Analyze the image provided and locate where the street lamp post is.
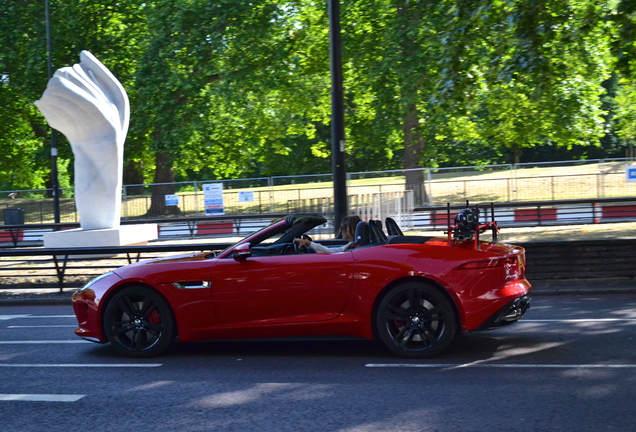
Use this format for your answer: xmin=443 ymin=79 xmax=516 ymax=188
xmin=45 ymin=0 xmax=61 ymax=224
xmin=328 ymin=0 xmax=348 ymax=234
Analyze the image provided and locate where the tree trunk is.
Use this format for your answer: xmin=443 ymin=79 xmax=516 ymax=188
xmin=512 ymin=146 xmax=521 ymax=165
xmin=123 ymin=159 xmax=145 ymax=196
xmin=626 ymin=139 xmax=634 ymax=159
xmin=146 ymin=151 xmax=180 ymax=217
xmin=403 ymin=102 xmax=428 ymax=206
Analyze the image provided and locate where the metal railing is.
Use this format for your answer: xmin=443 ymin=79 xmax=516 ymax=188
xmin=2 ymin=196 xmax=636 ymax=290
xmin=0 ymin=243 xmax=232 ymax=291
xmin=414 ymin=197 xmax=636 ymax=229
xmin=2 ymin=158 xmax=636 ymax=225
xmin=2 ymin=196 xmax=636 ymax=247
xmin=3 ymin=158 xmax=636 ymax=224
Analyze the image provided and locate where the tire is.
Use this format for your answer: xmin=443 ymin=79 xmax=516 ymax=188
xmin=103 ymin=286 xmax=176 ymax=358
xmin=375 ymin=282 xmax=457 ymax=358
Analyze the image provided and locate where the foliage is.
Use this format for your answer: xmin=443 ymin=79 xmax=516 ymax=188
xmin=615 ymin=81 xmax=636 ymax=142
xmin=1 ymin=0 xmax=635 ymax=194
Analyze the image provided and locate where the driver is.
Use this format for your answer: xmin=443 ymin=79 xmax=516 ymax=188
xmin=294 ymin=215 xmax=361 ymax=253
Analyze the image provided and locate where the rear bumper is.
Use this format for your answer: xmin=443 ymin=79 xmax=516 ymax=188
xmin=474 ymin=295 xmax=531 ymax=331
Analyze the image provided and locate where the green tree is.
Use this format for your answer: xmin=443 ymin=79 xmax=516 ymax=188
xmin=437 ymin=0 xmax=616 ymax=164
xmin=132 ymin=0 xmax=334 ymax=214
xmin=615 ymin=81 xmax=636 ymax=156
xmin=0 ymin=0 xmax=148 ymax=192
xmin=1 ymin=0 xmax=634 ymax=208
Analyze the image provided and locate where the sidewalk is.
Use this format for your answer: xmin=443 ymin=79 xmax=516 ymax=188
xmin=1 ymin=279 xmax=635 ymax=307
xmin=0 ymin=288 xmax=75 ymax=306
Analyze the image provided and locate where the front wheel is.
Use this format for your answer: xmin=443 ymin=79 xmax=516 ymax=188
xmin=375 ymin=282 xmax=457 ymax=358
xmin=103 ymin=286 xmax=176 ymax=357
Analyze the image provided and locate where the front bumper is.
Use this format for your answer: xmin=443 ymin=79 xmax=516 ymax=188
xmin=71 ymin=271 xmax=123 ymax=343
xmin=475 ymin=295 xmax=531 ymax=331
xmin=73 ymin=289 xmax=106 ymax=343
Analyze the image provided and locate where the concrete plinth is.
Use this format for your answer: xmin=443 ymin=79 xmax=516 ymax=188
xmin=43 ymin=224 xmax=158 ymax=249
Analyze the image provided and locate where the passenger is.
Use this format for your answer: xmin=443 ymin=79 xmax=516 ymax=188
xmin=294 ymin=215 xmax=361 ymax=253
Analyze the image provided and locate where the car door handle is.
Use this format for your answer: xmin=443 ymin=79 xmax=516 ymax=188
xmin=321 ymin=269 xmax=341 ymax=275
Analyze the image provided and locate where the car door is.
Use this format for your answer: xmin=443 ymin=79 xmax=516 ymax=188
xmin=210 ymin=250 xmax=355 ymax=326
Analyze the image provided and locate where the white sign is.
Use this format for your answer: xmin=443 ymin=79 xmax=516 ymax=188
xmin=238 ymin=191 xmax=255 ymax=202
xmin=627 ymin=165 xmax=636 ymax=183
xmin=165 ymin=194 xmax=179 ymax=206
xmin=203 ymin=183 xmax=224 ymax=215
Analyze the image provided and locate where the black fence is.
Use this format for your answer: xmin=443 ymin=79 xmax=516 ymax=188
xmin=2 ymin=197 xmax=636 ymax=291
xmin=0 ymin=243 xmax=233 ymax=291
xmin=416 ymin=197 xmax=636 ymax=229
xmin=1 ymin=237 xmax=634 ymax=292
xmin=3 ymin=197 xmax=636 ymax=249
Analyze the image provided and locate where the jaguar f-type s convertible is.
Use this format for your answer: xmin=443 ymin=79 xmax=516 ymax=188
xmin=72 ymin=212 xmax=531 ymax=358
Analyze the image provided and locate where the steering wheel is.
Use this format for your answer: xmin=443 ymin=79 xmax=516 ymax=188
xmin=293 ymin=241 xmax=310 ymax=254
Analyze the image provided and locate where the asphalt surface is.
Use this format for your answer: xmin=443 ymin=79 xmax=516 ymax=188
xmin=1 ymin=296 xmax=635 ymax=431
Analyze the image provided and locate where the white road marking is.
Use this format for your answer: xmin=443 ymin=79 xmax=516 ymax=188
xmin=366 ymin=363 xmax=636 ymax=369
xmin=0 ymin=315 xmax=75 ymax=321
xmin=523 ymin=319 xmax=636 ymax=323
xmin=0 ymin=364 xmax=161 ymax=368
xmin=0 ymin=394 xmax=85 ymax=402
xmin=0 ymin=340 xmax=88 ymax=344
xmin=7 ymin=325 xmax=77 ymax=328
xmin=0 ymin=315 xmax=31 ymax=321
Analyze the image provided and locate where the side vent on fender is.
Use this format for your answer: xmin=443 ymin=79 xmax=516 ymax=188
xmin=172 ymin=281 xmax=211 ymax=289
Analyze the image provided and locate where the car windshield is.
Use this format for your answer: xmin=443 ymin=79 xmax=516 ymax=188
xmin=214 ymin=217 xmax=286 ymax=256
xmin=214 ymin=214 xmax=328 ymax=257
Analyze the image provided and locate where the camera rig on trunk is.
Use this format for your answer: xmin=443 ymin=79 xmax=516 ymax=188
xmin=445 ymin=201 xmax=499 ymax=248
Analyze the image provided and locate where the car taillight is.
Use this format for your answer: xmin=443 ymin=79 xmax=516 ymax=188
xmin=458 ymin=256 xmax=517 ymax=270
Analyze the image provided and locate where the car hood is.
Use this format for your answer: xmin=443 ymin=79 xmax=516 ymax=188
xmin=143 ymin=252 xmax=212 ymax=264
xmin=111 ymin=251 xmax=214 ymax=279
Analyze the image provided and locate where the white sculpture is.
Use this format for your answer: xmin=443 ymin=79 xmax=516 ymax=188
xmin=35 ymin=50 xmax=129 ymax=230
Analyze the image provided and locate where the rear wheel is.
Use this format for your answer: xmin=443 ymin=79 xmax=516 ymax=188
xmin=376 ymin=282 xmax=457 ymax=358
xmin=103 ymin=286 xmax=175 ymax=357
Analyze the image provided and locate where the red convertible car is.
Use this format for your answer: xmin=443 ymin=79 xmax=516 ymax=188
xmin=72 ymin=211 xmax=531 ymax=358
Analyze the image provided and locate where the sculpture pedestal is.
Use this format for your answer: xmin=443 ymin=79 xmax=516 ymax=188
xmin=43 ymin=224 xmax=158 ymax=249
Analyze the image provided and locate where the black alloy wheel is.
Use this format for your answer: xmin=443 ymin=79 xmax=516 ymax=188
xmin=376 ymin=282 xmax=457 ymax=358
xmin=103 ymin=286 xmax=175 ymax=357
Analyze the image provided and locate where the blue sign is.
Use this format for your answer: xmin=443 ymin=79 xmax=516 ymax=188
xmin=165 ymin=194 xmax=179 ymax=206
xmin=238 ymin=191 xmax=255 ymax=202
xmin=203 ymin=183 xmax=225 ymax=215
xmin=627 ymin=166 xmax=636 ymax=183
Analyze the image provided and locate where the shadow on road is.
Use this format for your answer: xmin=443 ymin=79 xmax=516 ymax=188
xmin=80 ymin=332 xmax=541 ymax=362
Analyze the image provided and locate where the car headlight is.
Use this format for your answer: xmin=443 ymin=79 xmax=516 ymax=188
xmin=77 ymin=271 xmax=115 ymax=293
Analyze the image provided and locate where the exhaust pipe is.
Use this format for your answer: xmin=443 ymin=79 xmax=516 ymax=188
xmin=501 ymin=297 xmax=531 ymax=323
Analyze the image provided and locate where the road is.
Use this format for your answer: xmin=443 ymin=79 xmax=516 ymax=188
xmin=0 ymin=295 xmax=635 ymax=432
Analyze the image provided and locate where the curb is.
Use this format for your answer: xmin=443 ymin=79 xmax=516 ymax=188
xmin=0 ymin=297 xmax=72 ymax=307
xmin=530 ymin=288 xmax=636 ymax=296
xmin=529 ymin=278 xmax=636 ymax=296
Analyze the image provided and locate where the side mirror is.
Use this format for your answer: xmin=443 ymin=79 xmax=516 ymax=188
xmin=233 ymin=242 xmax=251 ymax=259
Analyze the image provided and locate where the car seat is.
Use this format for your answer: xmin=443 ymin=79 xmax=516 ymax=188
xmin=369 ymin=220 xmax=388 ymax=242
xmin=385 ymin=217 xmax=404 ymax=236
xmin=352 ymin=222 xmax=371 ymax=248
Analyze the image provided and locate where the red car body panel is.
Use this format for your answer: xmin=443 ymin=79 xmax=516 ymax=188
xmin=73 ymin=223 xmax=531 ymax=347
